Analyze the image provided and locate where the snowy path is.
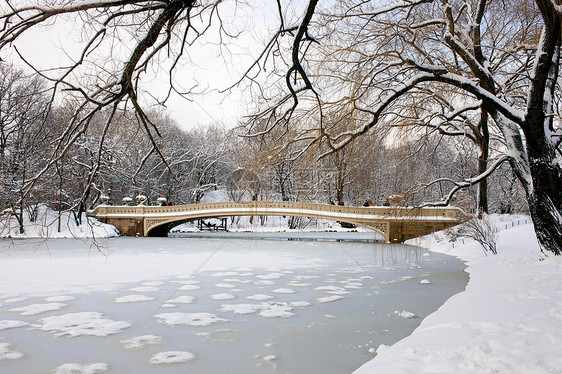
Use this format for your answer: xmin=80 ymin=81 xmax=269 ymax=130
xmin=354 ymin=218 xmax=562 ymax=374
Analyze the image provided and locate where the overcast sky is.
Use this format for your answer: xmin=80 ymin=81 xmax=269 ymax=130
xmin=3 ymin=0 xmax=307 ymax=131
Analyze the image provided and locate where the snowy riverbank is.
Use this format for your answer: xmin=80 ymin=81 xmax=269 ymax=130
xmin=3 ymin=207 xmax=560 ymax=373
xmin=0 ymin=205 xmax=119 ymax=239
xmin=355 ymin=216 xmax=562 ymax=374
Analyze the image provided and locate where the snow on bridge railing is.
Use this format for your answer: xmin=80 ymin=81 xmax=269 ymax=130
xmin=90 ymin=201 xmax=463 ymax=221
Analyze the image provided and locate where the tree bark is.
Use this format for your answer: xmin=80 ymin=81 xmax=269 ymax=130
xmin=527 ymin=160 xmax=562 ymax=255
xmin=522 ymin=11 xmax=562 ymax=255
xmin=477 ymin=111 xmax=490 ymax=216
xmin=477 ymin=155 xmax=488 ymax=216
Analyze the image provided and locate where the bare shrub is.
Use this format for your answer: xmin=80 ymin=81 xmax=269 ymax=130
xmin=464 ymin=215 xmax=498 ymax=255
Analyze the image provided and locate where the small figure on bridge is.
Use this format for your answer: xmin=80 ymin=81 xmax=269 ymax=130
xmin=363 ymin=200 xmax=374 ymax=207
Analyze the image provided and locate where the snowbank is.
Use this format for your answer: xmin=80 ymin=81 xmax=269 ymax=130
xmin=0 ymin=205 xmax=119 ymax=239
xmin=354 ymin=215 xmax=562 ymax=374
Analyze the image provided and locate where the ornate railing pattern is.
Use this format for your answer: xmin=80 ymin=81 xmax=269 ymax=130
xmin=90 ymin=201 xmax=461 ymax=218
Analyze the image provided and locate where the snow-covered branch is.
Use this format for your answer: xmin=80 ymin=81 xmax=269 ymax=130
xmin=419 ymin=155 xmax=510 ymax=208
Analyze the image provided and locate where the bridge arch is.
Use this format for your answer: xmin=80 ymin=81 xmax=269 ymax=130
xmin=144 ymin=212 xmax=388 ymax=239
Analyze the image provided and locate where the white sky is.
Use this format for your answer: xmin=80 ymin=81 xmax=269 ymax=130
xmin=3 ymin=0 xmax=307 ymax=130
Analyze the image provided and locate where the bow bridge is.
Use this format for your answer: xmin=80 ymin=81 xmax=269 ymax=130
xmin=87 ymin=201 xmax=463 ymax=243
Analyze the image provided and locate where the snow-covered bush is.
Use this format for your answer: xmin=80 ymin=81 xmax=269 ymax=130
xmin=463 ymin=215 xmax=498 ymax=255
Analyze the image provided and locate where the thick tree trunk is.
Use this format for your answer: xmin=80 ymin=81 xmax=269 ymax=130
xmin=477 ymin=111 xmax=490 ymax=216
xmin=527 ymin=159 xmax=562 ymax=255
xmin=492 ymin=110 xmax=562 ymax=255
xmin=477 ymin=152 xmax=488 ymax=216
xmin=523 ymin=8 xmax=562 ymax=255
xmin=18 ymin=204 xmax=24 ymax=234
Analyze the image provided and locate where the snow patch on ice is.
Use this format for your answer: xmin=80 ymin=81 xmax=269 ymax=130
xmin=52 ymin=362 xmax=109 ymax=373
xmin=220 ymin=301 xmax=304 ymax=318
xmin=317 ymin=295 xmax=344 ymax=303
xmin=246 ymin=294 xmax=274 ymax=301
xmin=149 ymin=351 xmax=196 ymax=364
xmin=128 ymin=286 xmax=159 ymax=292
xmin=114 ymin=295 xmax=154 ymax=303
xmin=395 ymin=311 xmax=417 ymax=319
xmin=254 ymin=280 xmax=275 ymax=285
xmin=290 ymin=301 xmax=311 ymax=308
xmin=32 ymin=312 xmax=131 ymax=337
xmin=293 ymin=275 xmax=320 ymax=280
xmin=257 ymin=273 xmax=285 ymax=280
xmin=286 ymin=281 xmax=311 ymax=287
xmin=314 ymin=285 xmax=350 ymax=295
xmin=0 ymin=340 xmax=23 ymax=361
xmin=178 ymin=285 xmax=201 ymax=291
xmin=167 ymin=296 xmax=195 ymax=304
xmin=224 ymin=278 xmax=252 ymax=284
xmin=121 ymin=334 xmax=163 ymax=350
xmin=343 ymin=281 xmax=363 ymax=289
xmin=259 ymin=303 xmax=295 ymax=318
xmin=271 ymin=288 xmax=296 ymax=294
xmin=0 ymin=320 xmax=28 ymax=330
xmin=142 ymin=281 xmax=164 ymax=286
xmin=10 ymin=302 xmax=67 ymax=315
xmin=219 ymin=303 xmax=261 ymax=315
xmin=214 ymin=283 xmax=236 ymax=288
xmin=210 ymin=293 xmax=236 ymax=300
xmin=314 ymin=285 xmax=345 ymax=292
xmin=154 ymin=312 xmax=227 ymax=327
xmin=210 ymin=271 xmax=239 ymax=277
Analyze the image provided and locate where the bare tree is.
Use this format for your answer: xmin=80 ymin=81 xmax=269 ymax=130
xmin=0 ymin=64 xmax=50 ymax=233
xmin=1 ymin=1 xmax=560 ymax=254
xmin=245 ymin=0 xmax=562 ymax=255
xmin=0 ymin=0 xmax=230 ymax=212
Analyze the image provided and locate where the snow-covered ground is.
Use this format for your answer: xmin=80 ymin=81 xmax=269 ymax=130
xmin=0 ymin=205 xmax=118 ymax=239
xmin=355 ymin=215 xmax=562 ymax=374
xmin=2 ymin=203 xmax=560 ymax=373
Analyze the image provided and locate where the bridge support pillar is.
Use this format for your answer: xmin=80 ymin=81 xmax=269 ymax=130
xmin=387 ymin=222 xmax=405 ymax=243
xmin=100 ymin=217 xmax=144 ymax=236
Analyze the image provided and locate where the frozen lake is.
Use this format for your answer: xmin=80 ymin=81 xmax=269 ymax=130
xmin=0 ymin=235 xmax=467 ymax=373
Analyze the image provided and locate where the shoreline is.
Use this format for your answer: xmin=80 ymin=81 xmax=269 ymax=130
xmin=353 ymin=216 xmax=562 ymax=373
